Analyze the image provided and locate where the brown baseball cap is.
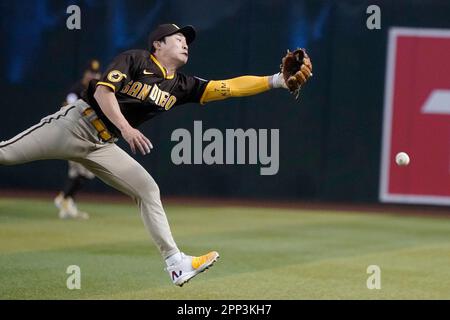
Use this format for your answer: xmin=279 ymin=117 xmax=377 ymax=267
xmin=148 ymin=23 xmax=196 ymax=49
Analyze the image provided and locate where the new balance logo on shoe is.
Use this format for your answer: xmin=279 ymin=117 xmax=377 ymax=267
xmin=172 ymin=270 xmax=182 ymax=281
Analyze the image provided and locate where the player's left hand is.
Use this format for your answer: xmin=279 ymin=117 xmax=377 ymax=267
xmin=121 ymin=126 xmax=153 ymax=155
xmin=280 ymin=48 xmax=313 ymax=98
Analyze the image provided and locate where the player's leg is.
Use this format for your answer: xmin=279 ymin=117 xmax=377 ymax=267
xmin=1 ymin=105 xmax=95 ymax=220
xmin=78 ymin=142 xmax=180 ymax=258
xmin=78 ymin=143 xmax=219 ymax=286
xmin=0 ymin=105 xmax=93 ymax=165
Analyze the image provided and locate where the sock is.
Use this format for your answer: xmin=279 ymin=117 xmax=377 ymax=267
xmin=63 ymin=176 xmax=87 ymax=199
xmin=165 ymin=252 xmax=182 ymax=267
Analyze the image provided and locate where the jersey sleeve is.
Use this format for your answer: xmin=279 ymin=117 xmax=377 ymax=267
xmin=96 ymin=53 xmax=135 ymax=93
xmin=176 ymin=74 xmax=209 ymax=104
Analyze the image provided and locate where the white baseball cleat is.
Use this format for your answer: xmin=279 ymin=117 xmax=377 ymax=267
xmin=166 ymin=251 xmax=220 ymax=287
xmin=55 ymin=193 xmax=89 ymax=220
xmin=54 ymin=192 xmax=64 ymax=210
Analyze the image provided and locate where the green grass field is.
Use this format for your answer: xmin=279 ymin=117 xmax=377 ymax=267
xmin=0 ymin=197 xmax=449 ymax=299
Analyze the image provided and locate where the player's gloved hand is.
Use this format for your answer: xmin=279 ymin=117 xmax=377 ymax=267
xmin=121 ymin=126 xmax=153 ymax=155
xmin=278 ymin=48 xmax=313 ymax=99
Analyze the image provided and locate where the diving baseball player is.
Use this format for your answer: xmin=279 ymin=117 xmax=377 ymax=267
xmin=0 ymin=24 xmax=312 ymax=286
xmin=54 ymin=59 xmax=102 ymax=220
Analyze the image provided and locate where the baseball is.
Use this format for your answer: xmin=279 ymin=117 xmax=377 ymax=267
xmin=395 ymin=152 xmax=410 ymax=166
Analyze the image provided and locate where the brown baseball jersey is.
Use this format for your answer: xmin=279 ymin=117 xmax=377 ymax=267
xmin=83 ymin=49 xmax=209 ymax=137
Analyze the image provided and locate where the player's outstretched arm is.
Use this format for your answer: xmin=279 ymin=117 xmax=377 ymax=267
xmin=94 ymin=85 xmax=153 ymax=155
xmin=199 ymin=75 xmax=274 ymax=104
xmin=199 ymin=72 xmax=305 ymax=104
xmin=200 ymin=49 xmax=312 ymax=104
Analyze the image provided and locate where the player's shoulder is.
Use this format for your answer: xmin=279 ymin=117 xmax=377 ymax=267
xmin=119 ymin=49 xmax=150 ymax=60
xmin=112 ymin=49 xmax=150 ymax=71
xmin=176 ymin=72 xmax=208 ymax=83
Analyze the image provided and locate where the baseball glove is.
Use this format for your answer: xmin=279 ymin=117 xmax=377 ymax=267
xmin=281 ymin=48 xmax=313 ymax=99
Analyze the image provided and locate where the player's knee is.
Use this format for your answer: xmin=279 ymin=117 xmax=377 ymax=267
xmin=141 ymin=183 xmax=161 ymax=202
xmin=135 ymin=176 xmax=161 ymax=202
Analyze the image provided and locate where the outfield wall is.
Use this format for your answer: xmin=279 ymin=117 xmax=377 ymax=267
xmin=1 ymin=0 xmax=449 ymax=204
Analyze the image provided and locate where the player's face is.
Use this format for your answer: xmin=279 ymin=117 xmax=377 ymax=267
xmin=160 ymin=33 xmax=189 ymax=66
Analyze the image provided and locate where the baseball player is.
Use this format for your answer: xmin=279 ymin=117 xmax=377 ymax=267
xmin=54 ymin=59 xmax=102 ymax=220
xmin=0 ymin=24 xmax=312 ymax=286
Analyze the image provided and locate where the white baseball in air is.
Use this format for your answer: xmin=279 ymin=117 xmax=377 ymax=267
xmin=395 ymin=152 xmax=410 ymax=166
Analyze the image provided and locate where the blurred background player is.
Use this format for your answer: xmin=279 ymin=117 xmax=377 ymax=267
xmin=54 ymin=59 xmax=102 ymax=219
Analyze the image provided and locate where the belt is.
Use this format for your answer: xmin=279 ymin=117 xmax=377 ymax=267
xmin=81 ymin=107 xmax=114 ymax=142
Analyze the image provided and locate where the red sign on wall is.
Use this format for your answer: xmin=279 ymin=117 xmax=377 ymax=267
xmin=380 ymin=27 xmax=450 ymax=206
